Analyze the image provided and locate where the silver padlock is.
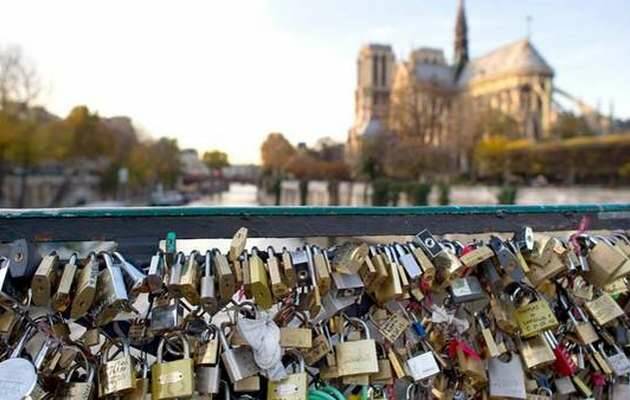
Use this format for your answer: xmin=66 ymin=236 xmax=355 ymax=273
xmin=197 ymin=360 xmax=221 ymax=395
xmin=147 ymin=250 xmax=165 ymax=294
xmin=219 ymin=323 xmax=259 ymax=383
xmin=150 ymin=297 xmax=181 ymax=332
xmin=600 ymin=342 xmax=630 ymax=377
xmin=394 ymin=243 xmax=422 ymax=281
xmin=91 ymin=252 xmax=132 ymax=326
xmin=200 ymin=250 xmax=218 ymax=313
xmin=449 ymin=276 xmax=485 ymax=304
xmin=0 ymin=257 xmax=28 ymax=307
xmin=488 ymin=353 xmax=527 ymax=399
xmin=0 ymin=325 xmax=38 ymax=400
xmin=405 ymin=341 xmax=440 ymax=382
xmin=113 ymin=251 xmax=147 ymax=299
xmin=330 ymin=271 xmax=363 ymax=298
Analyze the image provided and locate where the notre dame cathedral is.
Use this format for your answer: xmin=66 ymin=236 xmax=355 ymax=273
xmin=346 ymin=0 xmax=555 ymax=172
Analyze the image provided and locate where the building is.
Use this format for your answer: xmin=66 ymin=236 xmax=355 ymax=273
xmin=347 ymin=0 xmax=558 ymax=172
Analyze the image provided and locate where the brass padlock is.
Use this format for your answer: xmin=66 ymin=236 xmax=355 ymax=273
xmin=585 ymin=292 xmax=624 ymax=326
xmin=31 ymin=251 xmax=59 ymax=307
xmin=511 ymin=285 xmax=558 ymax=338
xmin=196 ymin=324 xmax=219 ymax=366
xmin=98 ymin=338 xmax=137 ymax=396
xmin=214 ymin=248 xmax=236 ymax=301
xmin=303 ymin=324 xmax=333 ymax=366
xmin=55 ymin=349 xmax=95 ymax=400
xmin=335 ymin=317 xmax=379 ymax=377
xmin=122 ymin=356 xmax=150 ymax=400
xmin=178 ymin=250 xmax=201 ymax=305
xmin=373 ymin=246 xmax=403 ymax=304
xmin=311 ymin=245 xmax=331 ymax=296
xmin=267 ymin=351 xmax=308 ymax=400
xmin=249 ymin=247 xmax=273 ymax=309
xmin=268 ymin=246 xmax=289 ymax=298
xmin=151 ymin=333 xmax=195 ymax=399
xmin=370 ymin=343 xmax=393 ymax=385
xmin=70 ymin=252 xmax=99 ymax=320
xmin=330 ymin=242 xmax=369 ymax=274
xmin=519 ymin=334 xmax=555 ymax=370
xmin=281 ymin=247 xmax=297 ymax=289
xmin=279 ymin=311 xmax=313 ymax=349
xmin=585 ymin=235 xmax=630 ymax=286
xmin=229 ymin=227 xmax=248 ymax=262
xmin=52 ymin=253 xmax=78 ymax=313
xmin=91 ymin=252 xmax=134 ymax=326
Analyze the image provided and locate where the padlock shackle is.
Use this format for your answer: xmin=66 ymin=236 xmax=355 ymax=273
xmin=156 ymin=332 xmax=190 ymax=363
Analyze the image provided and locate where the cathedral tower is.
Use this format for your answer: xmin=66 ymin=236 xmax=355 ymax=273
xmin=454 ymin=0 xmax=469 ymax=76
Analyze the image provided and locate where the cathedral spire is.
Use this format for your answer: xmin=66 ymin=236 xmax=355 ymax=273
xmin=454 ymin=0 xmax=469 ymax=74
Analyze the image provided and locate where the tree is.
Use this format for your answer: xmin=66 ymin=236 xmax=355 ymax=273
xmin=552 ymin=112 xmax=594 ymax=139
xmin=0 ymin=45 xmax=41 ymax=206
xmin=202 ymin=150 xmax=229 ymax=170
xmin=474 ymin=109 xmax=519 ymax=139
xmin=260 ymin=132 xmax=295 ymax=174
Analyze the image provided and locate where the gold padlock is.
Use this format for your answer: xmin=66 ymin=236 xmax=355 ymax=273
xmin=52 ymin=253 xmax=78 ymax=313
xmin=70 ymin=252 xmax=99 ymax=320
xmin=335 ymin=317 xmax=379 ymax=377
xmin=268 ymin=246 xmax=289 ymax=298
xmin=98 ymin=338 xmax=137 ymax=396
xmin=267 ymin=350 xmax=308 ymax=400
xmin=249 ymin=247 xmax=273 ymax=309
xmin=280 ymin=311 xmax=313 ymax=349
xmin=151 ymin=333 xmax=194 ymax=399
xmin=31 ymin=251 xmax=59 ymax=307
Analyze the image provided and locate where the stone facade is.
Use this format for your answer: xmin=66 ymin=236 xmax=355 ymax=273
xmin=347 ymin=0 xmax=555 ymax=171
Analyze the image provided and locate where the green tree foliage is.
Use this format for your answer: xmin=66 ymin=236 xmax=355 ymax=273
xmin=475 ymin=109 xmax=519 ymax=139
xmin=202 ymin=150 xmax=230 ymax=170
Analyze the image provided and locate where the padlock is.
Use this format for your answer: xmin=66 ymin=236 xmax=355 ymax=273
xmin=233 ymin=375 xmax=261 ymax=393
xmin=488 ymin=353 xmax=527 ymax=399
xmin=599 ymin=342 xmax=630 ymax=377
xmin=113 ymin=251 xmax=147 ymax=299
xmin=55 ymin=349 xmax=95 ymax=400
xmin=0 ymin=325 xmax=39 ymax=399
xmin=128 ymin=318 xmax=153 ymax=347
xmin=585 ymin=292 xmax=624 ymax=326
xmin=52 ymin=253 xmax=78 ymax=312
xmin=303 ymin=324 xmax=333 ymax=366
xmin=455 ymin=340 xmax=487 ymax=383
xmin=373 ymin=246 xmax=403 ymax=304
xmin=290 ymin=248 xmax=312 ymax=288
xmin=214 ymin=248 xmax=236 ymax=301
xmin=370 ymin=342 xmax=393 ymax=385
xmin=196 ymin=326 xmax=221 ymax=396
xmin=31 ymin=251 xmax=59 ymax=306
xmin=181 ymin=250 xmax=202 ymax=305
xmin=0 ymin=257 xmax=28 ymax=308
xmin=511 ymin=284 xmax=558 ymax=338
xmin=585 ymin=235 xmax=630 ymax=286
xmin=241 ymin=250 xmax=252 ymax=298
xmin=542 ymin=330 xmax=577 ymax=377
xmin=229 ymin=227 xmax=248 ymax=262
xmin=405 ymin=341 xmax=441 ymax=382
xmin=150 ymin=296 xmax=181 ymax=332
xmin=527 ymin=233 xmax=555 ymax=266
xmin=369 ymin=307 xmax=410 ymax=344
xmin=122 ymin=356 xmax=151 ymax=400
xmin=151 ymin=333 xmax=195 ymax=399
xmin=70 ymin=252 xmax=99 ymax=320
xmin=281 ymin=247 xmax=297 ymax=289
xmin=366 ymin=246 xmax=390 ymax=292
xmin=219 ymin=322 xmax=259 ymax=382
xmin=394 ymin=242 xmax=423 ymax=281
xmin=268 ymin=246 xmax=290 ymax=298
xmin=249 ymin=247 xmax=274 ymax=309
xmin=449 ymin=275 xmax=485 ymax=304
xmin=330 ymin=242 xmax=369 ymax=275
xmin=91 ymin=252 xmax=133 ymax=326
xmin=0 ymin=307 xmax=18 ymax=337
xmin=167 ymin=251 xmax=185 ymax=296
xmin=476 ymin=312 xmax=500 ymax=358
xmin=519 ymin=334 xmax=556 ymax=370
xmin=407 ymin=242 xmax=436 ymax=283
xmin=147 ymin=250 xmax=165 ymax=294
xmin=98 ymin=338 xmax=137 ymax=396
xmin=311 ymin=245 xmax=331 ymax=296
xmin=267 ymin=351 xmax=308 ymax=400
xmin=459 ymin=244 xmax=494 ymax=269
xmin=335 ymin=317 xmax=379 ymax=377
xmin=280 ymin=311 xmax=313 ymax=349
xmin=330 ymin=270 xmax=364 ymax=298
xmin=196 ymin=324 xmax=220 ymax=366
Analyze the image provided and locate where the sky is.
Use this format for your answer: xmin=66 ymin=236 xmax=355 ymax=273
xmin=1 ymin=0 xmax=628 ymax=164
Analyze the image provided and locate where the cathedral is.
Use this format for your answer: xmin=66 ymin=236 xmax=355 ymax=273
xmin=346 ymin=0 xmax=555 ymax=172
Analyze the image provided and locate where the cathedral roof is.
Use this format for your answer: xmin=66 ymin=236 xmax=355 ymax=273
xmin=355 ymin=116 xmax=385 ymax=138
xmin=458 ymin=39 xmax=554 ymax=85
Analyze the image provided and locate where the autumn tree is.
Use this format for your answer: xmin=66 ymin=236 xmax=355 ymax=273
xmin=260 ymin=132 xmax=295 ymax=174
xmin=202 ymin=150 xmax=229 ymax=170
xmin=552 ymin=112 xmax=594 ymax=139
